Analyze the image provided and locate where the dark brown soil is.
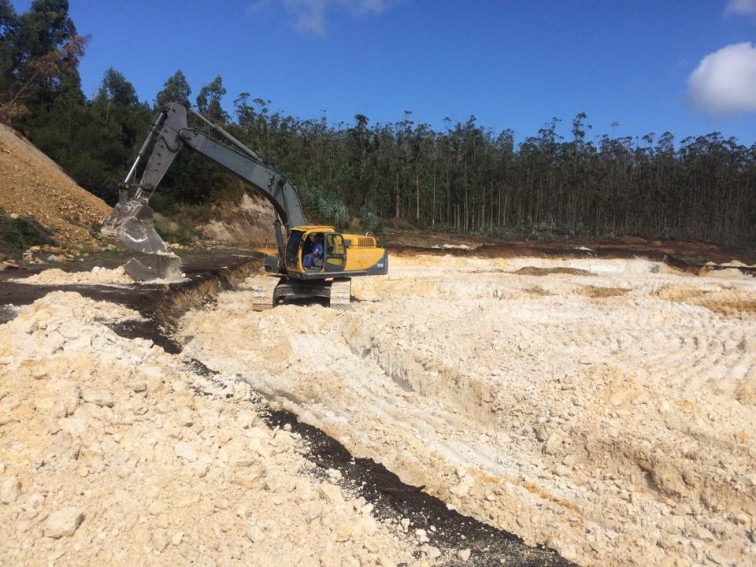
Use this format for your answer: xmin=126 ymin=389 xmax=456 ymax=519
xmin=266 ymin=408 xmax=573 ymax=567
xmin=190 ymin=356 xmax=574 ymax=566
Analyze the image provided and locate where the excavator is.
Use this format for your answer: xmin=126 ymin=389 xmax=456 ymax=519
xmin=101 ymin=100 xmax=388 ymax=310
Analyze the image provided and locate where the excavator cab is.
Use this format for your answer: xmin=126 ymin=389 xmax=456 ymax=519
xmin=282 ymin=227 xmax=385 ymax=280
xmin=285 ymin=227 xmax=341 ymax=275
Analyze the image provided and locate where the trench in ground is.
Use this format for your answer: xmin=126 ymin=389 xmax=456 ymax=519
xmin=0 ymin=251 xmax=574 ymax=566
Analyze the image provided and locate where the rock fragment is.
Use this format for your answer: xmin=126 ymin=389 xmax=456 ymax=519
xmin=318 ymin=484 xmax=344 ymax=505
xmin=0 ymin=476 xmax=20 ymax=503
xmin=82 ymin=388 xmax=114 ymax=408
xmin=152 ymin=529 xmax=169 ymax=552
xmin=174 ymin=441 xmax=198 ymax=463
xmin=44 ymin=507 xmax=84 ymax=539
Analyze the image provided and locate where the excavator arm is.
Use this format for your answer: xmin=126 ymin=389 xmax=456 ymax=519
xmin=103 ymin=100 xmax=307 ymax=267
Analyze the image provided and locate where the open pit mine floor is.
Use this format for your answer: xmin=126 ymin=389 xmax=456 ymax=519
xmin=0 ymin=245 xmax=754 ymax=566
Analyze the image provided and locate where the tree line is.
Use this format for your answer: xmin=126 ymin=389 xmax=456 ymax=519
xmin=1 ymin=0 xmax=754 ymax=247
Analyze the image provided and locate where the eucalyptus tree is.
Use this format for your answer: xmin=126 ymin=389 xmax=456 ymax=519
xmin=196 ymin=75 xmax=228 ymax=124
xmin=156 ymin=70 xmax=191 ymax=107
xmin=0 ymin=0 xmax=85 ymax=125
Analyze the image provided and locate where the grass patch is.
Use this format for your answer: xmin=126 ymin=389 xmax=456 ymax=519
xmin=578 ymin=285 xmax=632 ymax=298
xmin=701 ymin=299 xmax=756 ymax=317
xmin=0 ymin=208 xmax=53 ymax=251
xmin=524 ymin=285 xmax=554 ymax=296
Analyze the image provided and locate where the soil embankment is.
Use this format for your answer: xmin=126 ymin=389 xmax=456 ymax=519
xmin=0 ymin=123 xmax=111 ymax=250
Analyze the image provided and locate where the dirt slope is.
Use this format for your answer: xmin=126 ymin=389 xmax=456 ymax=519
xmin=199 ymin=193 xmax=276 ymax=249
xmin=0 ymin=123 xmax=111 ymax=250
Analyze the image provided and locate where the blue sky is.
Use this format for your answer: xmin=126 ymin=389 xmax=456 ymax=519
xmin=11 ymin=0 xmax=756 ymax=145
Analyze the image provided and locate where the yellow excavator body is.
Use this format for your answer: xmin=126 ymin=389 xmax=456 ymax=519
xmin=282 ymin=226 xmax=387 ymax=278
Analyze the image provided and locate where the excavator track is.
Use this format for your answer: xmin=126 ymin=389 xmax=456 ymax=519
xmin=250 ymin=277 xmax=351 ymax=310
xmin=251 ymin=276 xmax=281 ymax=311
xmin=329 ymin=278 xmax=351 ymax=309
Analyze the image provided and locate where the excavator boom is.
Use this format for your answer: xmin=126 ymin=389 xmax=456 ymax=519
xmin=103 ymin=101 xmax=308 ymax=275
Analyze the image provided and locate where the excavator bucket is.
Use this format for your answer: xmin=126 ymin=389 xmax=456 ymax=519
xmin=123 ymin=254 xmax=183 ymax=281
xmin=102 ymin=200 xmax=182 ymax=281
xmin=104 ymin=201 xmax=166 ymax=255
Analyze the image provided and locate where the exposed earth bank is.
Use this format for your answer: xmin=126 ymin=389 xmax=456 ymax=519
xmin=0 ymin=122 xmax=111 ymax=251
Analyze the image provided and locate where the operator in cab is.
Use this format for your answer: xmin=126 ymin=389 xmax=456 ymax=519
xmin=302 ymin=233 xmax=323 ymax=270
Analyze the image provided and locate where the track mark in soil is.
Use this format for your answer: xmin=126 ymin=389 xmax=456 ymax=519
xmin=514 ymin=267 xmax=594 ymax=277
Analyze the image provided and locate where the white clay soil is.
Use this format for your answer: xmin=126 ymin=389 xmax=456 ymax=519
xmin=1 ymin=254 xmax=754 ymax=566
xmin=0 ymin=292 xmax=424 ymax=566
xmin=178 ymin=255 xmax=755 ymax=566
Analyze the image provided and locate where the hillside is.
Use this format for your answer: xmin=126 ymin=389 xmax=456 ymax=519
xmin=0 ymin=123 xmax=111 ymax=252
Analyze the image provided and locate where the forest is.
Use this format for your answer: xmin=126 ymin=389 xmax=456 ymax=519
xmin=1 ymin=0 xmax=754 ymax=247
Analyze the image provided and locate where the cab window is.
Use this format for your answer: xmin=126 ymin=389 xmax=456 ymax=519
xmin=326 ymin=234 xmax=345 ymax=256
xmin=325 ymin=234 xmax=346 ymax=269
xmin=285 ymin=230 xmax=304 ymax=269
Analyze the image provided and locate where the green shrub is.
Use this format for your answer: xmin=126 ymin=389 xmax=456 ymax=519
xmin=0 ymin=208 xmax=53 ymax=250
xmin=300 ymin=187 xmax=348 ymax=229
xmin=359 ymin=207 xmax=385 ymax=234
xmin=153 ymin=213 xmax=196 ymax=246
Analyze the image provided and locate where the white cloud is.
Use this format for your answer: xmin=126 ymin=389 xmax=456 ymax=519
xmin=687 ymin=42 xmax=756 ymax=116
xmin=247 ymin=0 xmax=273 ymax=14
xmin=284 ymin=0 xmax=329 ymax=36
xmin=725 ymin=0 xmax=756 ymax=17
xmin=250 ymin=0 xmax=389 ymax=37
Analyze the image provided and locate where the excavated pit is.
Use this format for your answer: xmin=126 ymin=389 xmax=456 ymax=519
xmin=187 ymin=357 xmax=570 ymax=565
xmin=0 ymin=249 xmax=574 ymax=565
xmin=266 ymin=408 xmax=570 ymax=567
xmin=0 ymin=250 xmax=264 ymax=351
xmin=2 ymin=244 xmax=754 ymax=566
